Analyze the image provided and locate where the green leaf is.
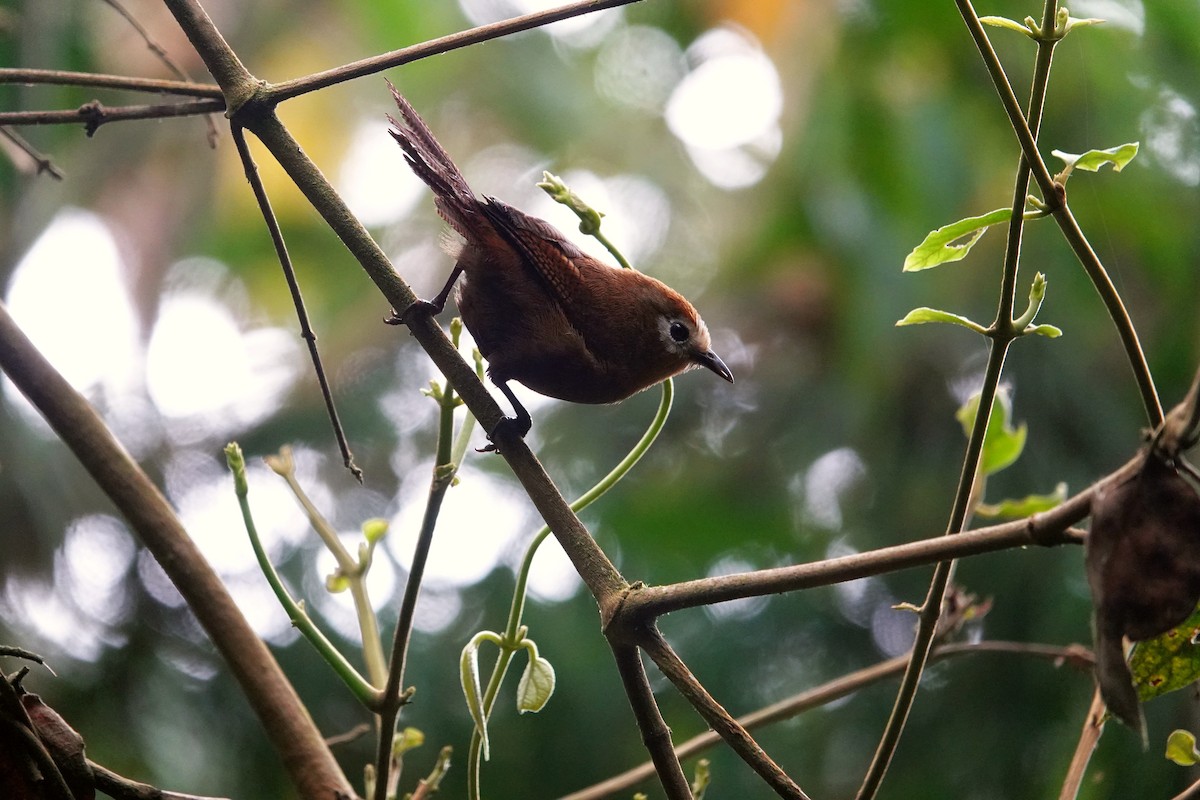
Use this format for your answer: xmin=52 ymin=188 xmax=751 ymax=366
xmin=461 ymin=631 xmax=502 ymax=759
xmin=1130 ymin=603 xmax=1200 ymax=704
xmin=516 ymin=639 xmax=556 ymax=714
xmin=1166 ymin=730 xmax=1200 ymax=766
xmin=975 ymin=483 xmax=1068 ymax=519
xmin=956 ymin=387 xmax=1027 ymax=476
xmin=1053 ymin=142 xmax=1139 ymax=175
xmin=979 ymin=15 xmax=1036 ymax=36
xmin=1027 ymin=323 xmax=1063 ymax=338
xmin=903 ymin=208 xmax=1013 ymax=271
xmin=1064 ymin=16 xmax=1106 ymax=33
xmin=895 ymin=307 xmax=988 ymax=334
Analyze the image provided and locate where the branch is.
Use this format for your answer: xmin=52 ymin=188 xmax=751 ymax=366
xmin=268 ymin=0 xmax=644 ymax=103
xmin=0 ymin=67 xmax=222 ymax=97
xmin=231 ymin=126 xmax=361 ymax=480
xmin=238 ymin=113 xmax=630 ymax=608
xmin=562 ymin=641 xmax=1093 ymax=800
xmin=622 ymin=464 xmax=1112 ymax=618
xmin=0 ymin=99 xmax=225 ymax=132
xmin=639 ymin=628 xmax=812 ymax=800
xmin=609 ymin=645 xmax=692 ymax=800
xmin=955 ymin=0 xmax=1162 ymax=426
xmin=0 ymin=126 xmax=64 ymax=178
xmin=0 ymin=299 xmax=354 ymax=800
xmin=1058 ymin=691 xmax=1106 ymax=800
xmin=90 ymin=760 xmax=232 ymax=800
xmin=854 ymin=5 xmax=1061 ymax=797
xmin=98 ymin=0 xmax=194 ymax=85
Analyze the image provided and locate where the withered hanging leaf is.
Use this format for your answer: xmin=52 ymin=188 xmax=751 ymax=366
xmin=21 ymin=692 xmax=94 ymax=800
xmin=1086 ymin=451 xmax=1200 ymax=739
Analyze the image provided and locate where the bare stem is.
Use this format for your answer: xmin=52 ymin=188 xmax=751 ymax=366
xmin=610 ymin=645 xmax=693 ymax=800
xmin=0 ymin=299 xmax=354 ymax=799
xmin=374 ymin=378 xmax=467 ymax=800
xmin=231 ymin=125 xmax=362 ymax=481
xmin=628 ymin=462 xmax=1108 ymax=617
xmin=0 ymin=67 xmax=222 ymax=96
xmin=1058 ymin=691 xmax=1107 ymax=800
xmin=855 ymin=5 xmax=1060 ymax=796
xmin=0 ymin=126 xmax=64 ymax=178
xmin=268 ymin=0 xmax=644 ymax=103
xmin=562 ymin=641 xmax=1094 ymax=800
xmin=955 ymin=0 xmax=1162 ymax=426
xmin=640 ymin=628 xmax=812 ymax=800
xmin=0 ymin=99 xmax=224 ymax=131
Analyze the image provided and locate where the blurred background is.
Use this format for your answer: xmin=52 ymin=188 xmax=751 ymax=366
xmin=2 ymin=0 xmax=1199 ymax=797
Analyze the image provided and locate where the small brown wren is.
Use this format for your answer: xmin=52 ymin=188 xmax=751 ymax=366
xmin=386 ymin=81 xmax=733 ymax=441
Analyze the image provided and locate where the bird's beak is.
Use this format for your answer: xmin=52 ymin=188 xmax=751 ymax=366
xmin=694 ymin=349 xmax=734 ymax=383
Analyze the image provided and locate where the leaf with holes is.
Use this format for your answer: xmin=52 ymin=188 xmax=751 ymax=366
xmin=903 ymin=208 xmax=1012 ymax=271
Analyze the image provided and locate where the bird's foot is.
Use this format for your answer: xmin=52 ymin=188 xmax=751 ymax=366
xmin=478 ymin=413 xmax=533 ymax=454
xmin=384 ymin=298 xmax=442 ymax=327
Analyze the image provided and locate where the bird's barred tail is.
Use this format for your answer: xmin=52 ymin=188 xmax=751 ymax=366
xmin=385 ymin=80 xmax=478 ymax=236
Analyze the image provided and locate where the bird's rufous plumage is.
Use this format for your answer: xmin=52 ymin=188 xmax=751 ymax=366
xmin=386 ymin=81 xmax=732 ymax=433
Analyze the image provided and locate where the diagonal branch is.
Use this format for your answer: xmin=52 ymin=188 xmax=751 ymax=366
xmin=0 ymin=300 xmax=354 ymax=800
xmin=639 ymin=627 xmax=812 ymax=800
xmin=563 ymin=641 xmax=1094 ymax=800
xmin=954 ymin=0 xmax=1162 ymax=426
xmin=609 ymin=644 xmax=692 ymax=800
xmin=239 ymin=111 xmax=629 ymax=606
xmin=268 ymin=0 xmax=644 ymax=102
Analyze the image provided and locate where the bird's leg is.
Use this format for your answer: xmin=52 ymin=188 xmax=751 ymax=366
xmin=479 ymin=381 xmax=533 ymax=453
xmin=384 ymin=265 xmax=464 ymax=325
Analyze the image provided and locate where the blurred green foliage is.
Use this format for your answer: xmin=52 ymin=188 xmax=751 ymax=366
xmin=2 ymin=1 xmax=1199 ymax=798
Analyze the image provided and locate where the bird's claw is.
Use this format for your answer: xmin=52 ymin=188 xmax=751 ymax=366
xmin=477 ymin=414 xmax=532 ymax=454
xmin=384 ymin=298 xmax=441 ymax=326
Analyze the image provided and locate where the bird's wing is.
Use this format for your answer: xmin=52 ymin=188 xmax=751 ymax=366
xmin=480 ymin=197 xmax=590 ymax=308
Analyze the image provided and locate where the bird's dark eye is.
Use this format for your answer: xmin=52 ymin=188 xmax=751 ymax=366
xmin=668 ymin=321 xmax=690 ymax=343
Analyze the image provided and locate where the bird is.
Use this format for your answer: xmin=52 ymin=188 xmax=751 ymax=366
xmin=385 ymin=80 xmax=733 ymax=444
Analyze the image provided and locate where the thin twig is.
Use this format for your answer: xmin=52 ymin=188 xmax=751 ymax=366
xmin=90 ymin=760 xmax=232 ymax=800
xmin=562 ymin=641 xmax=1094 ymax=800
xmin=640 ymin=628 xmax=812 ymax=800
xmin=95 ymin=0 xmax=221 ymax=144
xmin=610 ymin=644 xmax=693 ymax=800
xmin=268 ymin=0 xmax=644 ymax=103
xmin=0 ymin=67 xmax=222 ymax=97
xmin=856 ymin=7 xmax=1061 ymax=797
xmin=231 ymin=126 xmax=363 ymax=482
xmin=1058 ymin=691 xmax=1106 ymax=800
xmin=374 ymin=381 xmax=466 ymax=800
xmin=955 ymin=0 xmax=1162 ymax=426
xmin=97 ymin=0 xmax=191 ymax=82
xmin=0 ymin=99 xmax=225 ymax=132
xmin=0 ymin=126 xmax=64 ymax=178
